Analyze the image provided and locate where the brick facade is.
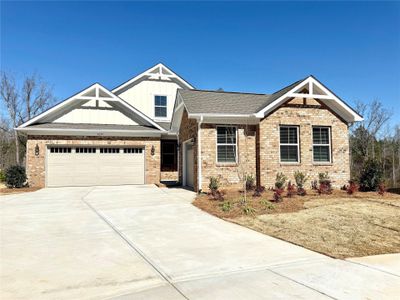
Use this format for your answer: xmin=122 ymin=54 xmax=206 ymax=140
xmin=178 ymin=101 xmax=350 ymax=192
xmin=199 ymin=124 xmax=257 ymax=191
xmin=178 ymin=110 xmax=198 ymax=191
xmin=258 ymin=103 xmax=350 ymax=189
xmin=26 ymin=136 xmax=161 ymax=187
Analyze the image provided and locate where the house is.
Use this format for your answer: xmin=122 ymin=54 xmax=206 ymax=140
xmin=17 ymin=63 xmax=363 ymax=191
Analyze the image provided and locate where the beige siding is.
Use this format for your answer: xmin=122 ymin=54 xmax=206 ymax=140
xmin=118 ymin=80 xmax=182 ymax=122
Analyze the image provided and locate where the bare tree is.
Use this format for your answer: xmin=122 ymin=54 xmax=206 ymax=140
xmin=0 ymin=73 xmax=20 ymax=164
xmin=0 ymin=72 xmax=55 ymax=167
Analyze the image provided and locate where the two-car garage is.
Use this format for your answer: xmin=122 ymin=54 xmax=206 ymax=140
xmin=46 ymin=146 xmax=145 ymax=187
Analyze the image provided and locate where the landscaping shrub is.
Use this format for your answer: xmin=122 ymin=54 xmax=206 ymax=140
xmin=220 ymin=201 xmax=232 ymax=212
xmin=346 ymin=180 xmax=359 ymax=195
xmin=273 ymin=188 xmax=284 ymax=202
xmin=0 ymin=169 xmax=5 ymax=182
xmin=273 ymin=173 xmax=287 ymax=202
xmin=294 ymin=171 xmax=308 ymax=196
xmin=245 ymin=174 xmax=255 ymax=191
xmin=243 ymin=205 xmax=256 ymax=215
xmin=260 ymin=199 xmax=275 ymax=210
xmin=378 ymin=183 xmax=386 ymax=196
xmin=359 ymin=159 xmax=383 ymax=191
xmin=5 ymin=165 xmax=27 ymax=188
xmin=318 ymin=172 xmax=332 ymax=194
xmin=208 ymin=176 xmax=220 ymax=192
xmin=286 ymin=181 xmax=297 ymax=198
xmin=275 ymin=172 xmax=287 ymax=189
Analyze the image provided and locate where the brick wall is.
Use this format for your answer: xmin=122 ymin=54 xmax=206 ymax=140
xmin=26 ymin=136 xmax=161 ymax=187
xmin=199 ymin=124 xmax=257 ymax=192
xmin=258 ymin=104 xmax=350 ymax=188
xmin=178 ymin=110 xmax=198 ymax=190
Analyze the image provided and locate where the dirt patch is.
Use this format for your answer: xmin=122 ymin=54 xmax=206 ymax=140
xmin=193 ymin=189 xmax=305 ymax=218
xmin=193 ymin=188 xmax=400 ymax=258
xmin=0 ymin=186 xmax=42 ymax=195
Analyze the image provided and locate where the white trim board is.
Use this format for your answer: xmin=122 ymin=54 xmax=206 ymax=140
xmin=112 ymin=63 xmax=194 ymax=94
xmin=18 ymin=83 xmax=166 ymax=132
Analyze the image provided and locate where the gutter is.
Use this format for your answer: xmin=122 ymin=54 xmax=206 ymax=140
xmin=15 ymin=127 xmax=162 ymax=137
xmin=197 ymin=116 xmax=203 ymax=193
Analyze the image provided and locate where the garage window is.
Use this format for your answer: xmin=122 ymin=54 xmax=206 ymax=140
xmin=50 ymin=147 xmax=72 ymax=153
xmin=124 ymin=148 xmax=143 ymax=154
xmin=100 ymin=148 xmax=120 ymax=153
xmin=76 ymin=147 xmax=96 ymax=153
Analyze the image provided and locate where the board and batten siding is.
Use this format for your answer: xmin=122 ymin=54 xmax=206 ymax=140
xmin=117 ymin=80 xmax=182 ymax=122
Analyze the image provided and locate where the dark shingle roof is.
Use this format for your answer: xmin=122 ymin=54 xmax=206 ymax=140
xmin=27 ymin=123 xmax=161 ymax=131
xmin=179 ymin=89 xmax=272 ymax=115
xmin=178 ymin=77 xmax=308 ymax=115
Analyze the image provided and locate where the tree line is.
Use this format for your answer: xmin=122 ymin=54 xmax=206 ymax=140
xmin=0 ymin=72 xmax=399 ymax=188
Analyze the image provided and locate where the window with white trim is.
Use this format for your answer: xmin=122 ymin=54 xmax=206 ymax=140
xmin=154 ymin=95 xmax=167 ymax=117
xmin=280 ymin=126 xmax=299 ymax=162
xmin=217 ymin=126 xmax=237 ymax=163
xmin=313 ymin=127 xmax=331 ymax=162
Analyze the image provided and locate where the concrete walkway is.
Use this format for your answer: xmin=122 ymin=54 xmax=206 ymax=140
xmin=1 ymin=185 xmax=399 ymax=299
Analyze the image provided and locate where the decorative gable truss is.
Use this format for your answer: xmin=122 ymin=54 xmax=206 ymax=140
xmin=18 ymin=83 xmax=165 ymax=132
xmin=112 ymin=63 xmax=194 ymax=95
xmin=256 ymin=76 xmax=363 ymax=123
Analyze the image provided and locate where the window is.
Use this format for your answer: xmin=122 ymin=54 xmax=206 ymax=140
xmin=76 ymin=147 xmax=96 ymax=153
xmin=161 ymin=141 xmax=177 ymax=171
xmin=154 ymin=95 xmax=167 ymax=117
xmin=99 ymin=148 xmax=120 ymax=154
xmin=123 ymin=148 xmax=143 ymax=154
xmin=217 ymin=126 xmax=237 ymax=163
xmin=280 ymin=126 xmax=299 ymax=162
xmin=50 ymin=147 xmax=71 ymax=153
xmin=313 ymin=127 xmax=331 ymax=162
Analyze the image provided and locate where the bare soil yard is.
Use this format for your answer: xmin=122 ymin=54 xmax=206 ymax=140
xmin=193 ymin=190 xmax=400 ymax=258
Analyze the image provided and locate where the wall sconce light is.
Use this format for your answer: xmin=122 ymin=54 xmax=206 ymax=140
xmin=151 ymin=145 xmax=155 ymax=156
xmin=34 ymin=144 xmax=40 ymax=156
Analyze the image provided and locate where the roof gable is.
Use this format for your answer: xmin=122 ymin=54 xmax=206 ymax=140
xmin=18 ymin=83 xmax=165 ymax=131
xmin=255 ymin=76 xmax=363 ymax=123
xmin=112 ymin=63 xmax=194 ymax=95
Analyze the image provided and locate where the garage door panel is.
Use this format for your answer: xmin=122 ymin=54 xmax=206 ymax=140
xmin=47 ymin=147 xmax=145 ymax=187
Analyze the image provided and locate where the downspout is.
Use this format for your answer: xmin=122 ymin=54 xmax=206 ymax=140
xmin=197 ymin=116 xmax=203 ymax=193
xmin=177 ymin=132 xmax=180 ymax=184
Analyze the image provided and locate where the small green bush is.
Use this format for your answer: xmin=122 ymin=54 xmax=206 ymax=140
xmin=208 ymin=176 xmax=219 ymax=191
xmin=318 ymin=172 xmax=331 ymax=185
xmin=294 ymin=171 xmax=308 ymax=189
xmin=220 ymin=201 xmax=232 ymax=212
xmin=0 ymin=169 xmax=6 ymax=182
xmin=5 ymin=165 xmax=27 ymax=188
xmin=243 ymin=205 xmax=256 ymax=215
xmin=260 ymin=199 xmax=275 ymax=210
xmin=275 ymin=172 xmax=287 ymax=189
xmin=245 ymin=174 xmax=255 ymax=191
xmin=359 ymin=159 xmax=383 ymax=191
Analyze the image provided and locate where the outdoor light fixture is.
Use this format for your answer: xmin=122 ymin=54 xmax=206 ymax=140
xmin=35 ymin=144 xmax=40 ymax=156
xmin=151 ymin=145 xmax=155 ymax=156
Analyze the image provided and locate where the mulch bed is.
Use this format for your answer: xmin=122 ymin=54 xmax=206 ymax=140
xmin=0 ymin=187 xmax=42 ymax=195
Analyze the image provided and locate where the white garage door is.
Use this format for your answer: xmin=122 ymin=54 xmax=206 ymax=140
xmin=47 ymin=146 xmax=145 ymax=187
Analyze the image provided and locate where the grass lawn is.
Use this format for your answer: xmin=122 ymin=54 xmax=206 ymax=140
xmin=193 ymin=189 xmax=400 ymax=258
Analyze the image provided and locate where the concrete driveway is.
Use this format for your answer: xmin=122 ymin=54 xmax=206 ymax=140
xmin=1 ymin=185 xmax=399 ymax=299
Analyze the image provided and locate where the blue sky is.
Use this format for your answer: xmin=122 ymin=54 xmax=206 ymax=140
xmin=1 ymin=1 xmax=400 ymax=127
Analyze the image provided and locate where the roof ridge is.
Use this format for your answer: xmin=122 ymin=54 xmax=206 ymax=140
xmin=184 ymin=88 xmax=269 ymax=96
